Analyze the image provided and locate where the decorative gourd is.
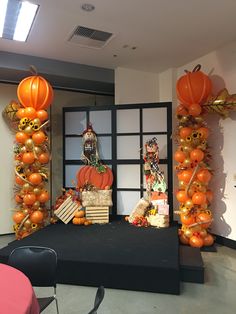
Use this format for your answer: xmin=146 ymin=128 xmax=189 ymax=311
xmin=77 ymin=165 xmax=113 ymax=189
xmin=176 ymin=64 xmax=212 ymax=106
xmin=74 ymin=210 xmax=85 ymax=218
xmin=17 ymin=75 xmax=54 ymax=110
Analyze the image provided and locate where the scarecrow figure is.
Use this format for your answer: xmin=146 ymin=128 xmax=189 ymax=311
xmin=143 ymin=137 xmax=166 ymax=200
xmin=81 ymin=123 xmax=99 ymax=165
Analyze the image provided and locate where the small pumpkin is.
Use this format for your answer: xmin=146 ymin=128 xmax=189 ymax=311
xmin=74 ymin=210 xmax=85 ymax=218
xmin=72 ymin=217 xmax=86 ymax=225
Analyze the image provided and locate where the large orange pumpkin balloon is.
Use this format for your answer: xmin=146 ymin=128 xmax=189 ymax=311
xmin=17 ymin=75 xmax=54 ymax=110
xmin=176 ymin=64 xmax=212 ymax=106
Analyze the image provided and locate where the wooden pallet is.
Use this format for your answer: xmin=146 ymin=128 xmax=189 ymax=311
xmin=85 ymin=206 xmax=109 ymax=224
xmin=54 ymin=196 xmax=82 ymax=224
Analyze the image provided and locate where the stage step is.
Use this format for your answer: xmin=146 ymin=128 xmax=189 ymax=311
xmin=179 ymin=245 xmax=204 ymax=283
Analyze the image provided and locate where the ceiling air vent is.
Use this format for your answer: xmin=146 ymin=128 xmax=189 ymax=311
xmin=68 ymin=25 xmax=114 ymax=48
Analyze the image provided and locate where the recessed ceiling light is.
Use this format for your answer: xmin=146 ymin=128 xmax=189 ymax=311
xmin=81 ymin=3 xmax=95 ymax=12
xmin=0 ymin=0 xmax=39 ymax=42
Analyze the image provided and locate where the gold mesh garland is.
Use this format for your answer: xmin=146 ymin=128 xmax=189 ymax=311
xmin=2 ymin=100 xmax=20 ymax=131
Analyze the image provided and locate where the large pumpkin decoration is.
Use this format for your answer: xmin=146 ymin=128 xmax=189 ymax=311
xmin=77 ymin=165 xmax=113 ymax=189
xmin=176 ymin=64 xmax=212 ymax=106
xmin=17 ymin=75 xmax=53 ymax=110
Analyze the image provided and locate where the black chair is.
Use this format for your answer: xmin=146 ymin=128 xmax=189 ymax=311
xmin=88 ymin=286 xmax=105 ymax=314
xmin=8 ymin=246 xmax=59 ymax=314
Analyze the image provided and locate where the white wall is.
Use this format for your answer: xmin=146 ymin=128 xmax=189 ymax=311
xmin=115 ymin=67 xmax=159 ymax=104
xmin=176 ymin=41 xmax=236 ymax=241
xmin=0 ymin=83 xmax=17 ymax=234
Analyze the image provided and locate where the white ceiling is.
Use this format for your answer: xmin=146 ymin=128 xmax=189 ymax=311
xmin=1 ymin=0 xmax=236 ymax=73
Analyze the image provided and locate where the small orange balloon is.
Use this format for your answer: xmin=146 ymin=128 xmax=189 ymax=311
xmin=203 ymin=233 xmax=214 ymax=246
xmin=15 ymin=176 xmax=25 ymax=185
xmin=198 ymin=127 xmax=209 ymax=139
xmin=16 ymin=108 xmax=26 ymax=119
xmin=24 ymin=107 xmax=37 ymax=119
xmin=38 ymin=152 xmax=50 ymax=164
xmin=192 ymin=192 xmax=207 ymax=205
xmin=30 ymin=210 xmax=44 ymax=223
xmin=37 ymin=190 xmax=50 ymax=203
xmin=189 ymin=235 xmax=204 ymax=248
xmin=178 ymin=169 xmax=194 ymax=183
xmin=22 ymin=152 xmax=35 ymax=164
xmin=13 ymin=211 xmax=25 ymax=224
xmin=15 ymin=132 xmax=29 ymax=144
xmin=179 ymin=233 xmax=189 ymax=245
xmin=180 ymin=214 xmax=195 ymax=226
xmin=190 ymin=148 xmax=204 ymax=162
xmin=15 ymin=194 xmax=23 ymax=203
xmin=28 ymin=173 xmax=42 ymax=185
xmin=176 ymin=190 xmax=189 ymax=203
xmin=196 ymin=212 xmax=212 ymax=228
xmin=188 ymin=103 xmax=202 ymax=116
xmin=32 ymin=131 xmax=46 ymax=144
xmin=179 ymin=127 xmax=192 ymax=139
xmin=176 ymin=104 xmax=188 ymax=116
xmin=23 ymin=193 xmax=37 ymax=205
xmin=197 ymin=169 xmax=212 ymax=183
xmin=36 ymin=110 xmax=48 ymax=122
xmin=174 ymin=150 xmax=186 ymax=163
xmin=206 ymin=190 xmax=213 ymax=203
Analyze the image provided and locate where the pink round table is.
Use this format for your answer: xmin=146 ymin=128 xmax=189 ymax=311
xmin=0 ymin=263 xmax=40 ymax=314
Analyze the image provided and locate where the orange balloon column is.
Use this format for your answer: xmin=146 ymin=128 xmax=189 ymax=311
xmin=13 ymin=73 xmax=53 ymax=239
xmin=175 ymin=65 xmax=214 ymax=248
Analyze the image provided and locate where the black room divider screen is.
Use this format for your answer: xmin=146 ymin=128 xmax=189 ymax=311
xmin=63 ymin=102 xmax=173 ymax=221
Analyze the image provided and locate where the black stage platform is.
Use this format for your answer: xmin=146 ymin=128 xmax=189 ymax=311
xmin=0 ymin=221 xmax=204 ymax=295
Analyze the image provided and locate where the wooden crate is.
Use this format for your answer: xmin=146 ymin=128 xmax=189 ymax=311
xmin=85 ymin=206 xmax=109 ymax=224
xmin=54 ymin=196 xmax=82 ymax=224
